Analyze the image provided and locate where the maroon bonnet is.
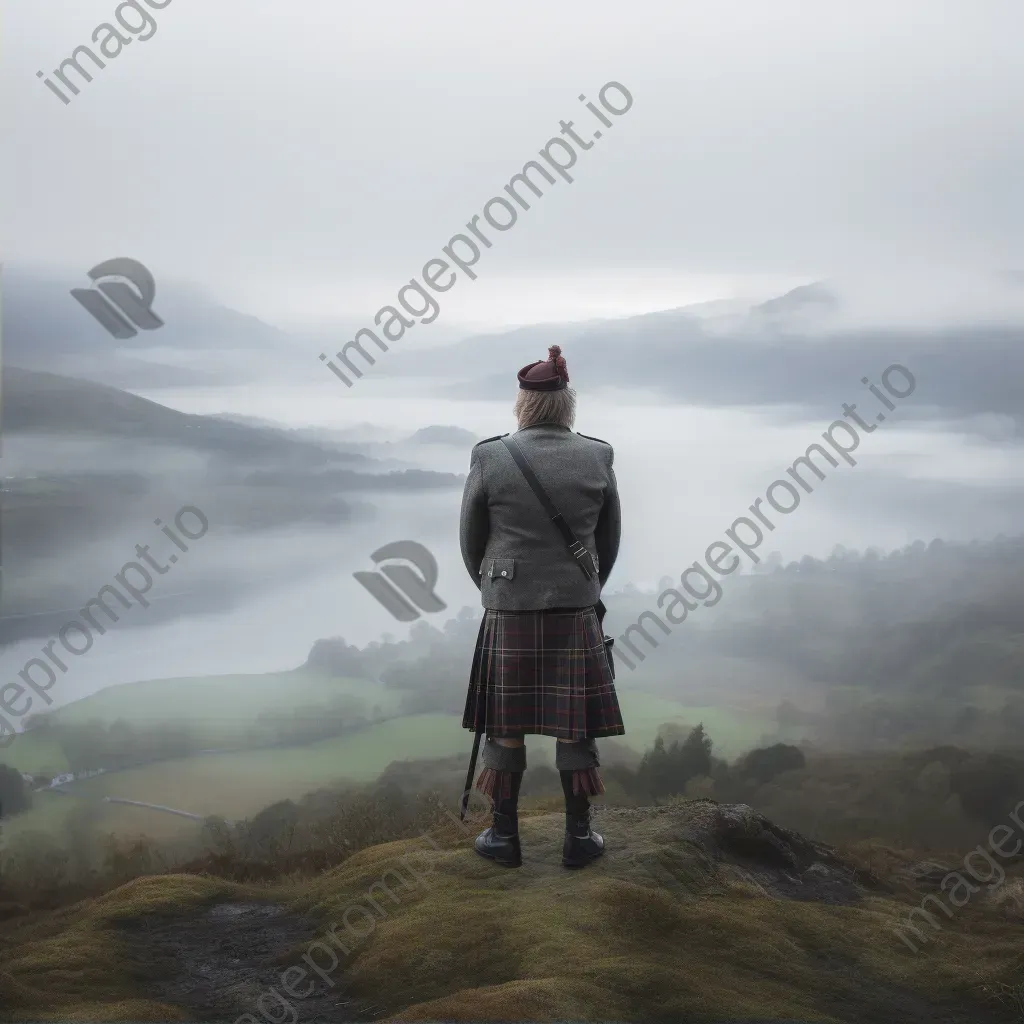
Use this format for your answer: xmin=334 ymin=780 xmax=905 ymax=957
xmin=517 ymin=345 xmax=570 ymax=391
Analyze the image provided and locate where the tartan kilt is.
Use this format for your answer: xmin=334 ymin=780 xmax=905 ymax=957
xmin=462 ymin=606 xmax=626 ymax=740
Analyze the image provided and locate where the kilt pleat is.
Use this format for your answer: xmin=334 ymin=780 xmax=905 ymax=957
xmin=462 ymin=606 xmax=626 ymax=740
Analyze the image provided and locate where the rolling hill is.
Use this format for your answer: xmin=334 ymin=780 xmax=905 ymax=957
xmin=0 ymin=368 xmax=463 ymax=630
xmin=2 ymin=800 xmax=1021 ymax=1023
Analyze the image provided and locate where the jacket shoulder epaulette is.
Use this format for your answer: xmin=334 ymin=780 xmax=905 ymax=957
xmin=576 ymin=432 xmax=611 ymax=445
xmin=473 ymin=433 xmax=509 ymax=448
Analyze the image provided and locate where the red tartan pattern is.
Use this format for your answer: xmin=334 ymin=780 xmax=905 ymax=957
xmin=462 ymin=607 xmax=625 ymax=740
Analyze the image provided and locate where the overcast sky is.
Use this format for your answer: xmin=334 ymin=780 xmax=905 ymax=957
xmin=5 ymin=0 xmax=1023 ymax=327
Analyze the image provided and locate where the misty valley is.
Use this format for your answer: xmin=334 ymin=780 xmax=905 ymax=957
xmin=3 ymin=265 xmax=1024 ymax=1024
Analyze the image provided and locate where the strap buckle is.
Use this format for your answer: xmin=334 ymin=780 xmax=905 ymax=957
xmin=570 ymin=542 xmax=598 ymax=579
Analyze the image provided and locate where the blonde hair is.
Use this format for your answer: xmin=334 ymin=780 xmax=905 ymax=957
xmin=514 ymin=386 xmax=577 ymax=429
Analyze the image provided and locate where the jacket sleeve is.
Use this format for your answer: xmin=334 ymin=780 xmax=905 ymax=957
xmin=459 ymin=448 xmax=489 ymax=589
xmin=594 ymin=455 xmax=621 ymax=586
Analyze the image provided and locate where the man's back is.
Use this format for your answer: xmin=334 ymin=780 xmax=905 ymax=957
xmin=460 ymin=423 xmax=621 ymax=610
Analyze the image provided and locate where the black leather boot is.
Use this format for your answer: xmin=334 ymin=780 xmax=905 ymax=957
xmin=562 ymin=807 xmax=605 ymax=868
xmin=559 ymin=768 xmax=605 ymax=868
xmin=474 ymin=811 xmax=523 ymax=867
xmin=474 ymin=769 xmax=523 ymax=868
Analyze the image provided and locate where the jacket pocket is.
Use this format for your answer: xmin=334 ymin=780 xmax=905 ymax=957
xmin=483 ymin=557 xmax=516 ymax=580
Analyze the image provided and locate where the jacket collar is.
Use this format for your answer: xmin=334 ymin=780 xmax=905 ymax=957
xmin=515 ymin=423 xmax=571 ymax=435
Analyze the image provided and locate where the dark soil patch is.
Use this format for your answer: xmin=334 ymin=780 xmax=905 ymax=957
xmin=115 ymin=902 xmax=387 ymax=1023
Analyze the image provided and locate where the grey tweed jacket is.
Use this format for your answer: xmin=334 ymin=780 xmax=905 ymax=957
xmin=459 ymin=424 xmax=621 ymax=610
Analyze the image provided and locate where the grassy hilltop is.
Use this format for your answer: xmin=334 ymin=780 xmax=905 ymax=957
xmin=2 ymin=800 xmax=1022 ymax=1023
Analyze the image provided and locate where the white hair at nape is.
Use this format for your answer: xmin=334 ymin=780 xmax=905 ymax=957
xmin=514 ymin=386 xmax=577 ymax=429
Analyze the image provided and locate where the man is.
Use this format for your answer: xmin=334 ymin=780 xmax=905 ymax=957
xmin=460 ymin=345 xmax=624 ymax=869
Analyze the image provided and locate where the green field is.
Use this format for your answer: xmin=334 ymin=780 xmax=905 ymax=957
xmin=71 ymin=711 xmax=468 ymax=810
xmin=0 ymin=663 xmax=786 ymax=850
xmin=2 ymin=730 xmax=67 ymax=776
xmin=53 ymin=670 xmax=400 ymax=729
xmin=3 ymin=713 xmax=469 ymax=845
xmin=2 ymin=684 xmax=782 ymax=845
xmin=1 ymin=670 xmax=400 ymax=775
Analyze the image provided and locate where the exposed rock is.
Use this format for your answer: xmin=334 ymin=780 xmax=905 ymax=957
xmin=894 ymin=859 xmax=956 ymax=888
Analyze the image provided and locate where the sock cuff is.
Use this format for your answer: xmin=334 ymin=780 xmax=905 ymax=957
xmin=481 ymin=738 xmax=527 ymax=772
xmin=555 ymin=738 xmax=600 ymax=770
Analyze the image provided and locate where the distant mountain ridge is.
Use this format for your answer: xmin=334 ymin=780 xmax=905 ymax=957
xmin=382 ymin=278 xmax=1024 ymax=434
xmin=3 ymin=367 xmax=346 ymax=464
xmin=4 ymin=265 xmax=291 ymax=356
xmin=2 ymin=264 xmax=297 ymax=388
xmin=409 ymin=425 xmax=480 ymax=446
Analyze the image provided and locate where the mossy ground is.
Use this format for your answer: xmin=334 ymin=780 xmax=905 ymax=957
xmin=2 ymin=804 xmax=1021 ymax=1023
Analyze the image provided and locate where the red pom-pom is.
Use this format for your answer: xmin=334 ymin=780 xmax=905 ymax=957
xmin=544 ymin=345 xmax=569 ymax=382
xmin=557 ymin=359 xmax=569 ymax=383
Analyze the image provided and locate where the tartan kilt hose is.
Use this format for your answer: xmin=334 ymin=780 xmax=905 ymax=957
xmin=462 ymin=606 xmax=626 ymax=740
